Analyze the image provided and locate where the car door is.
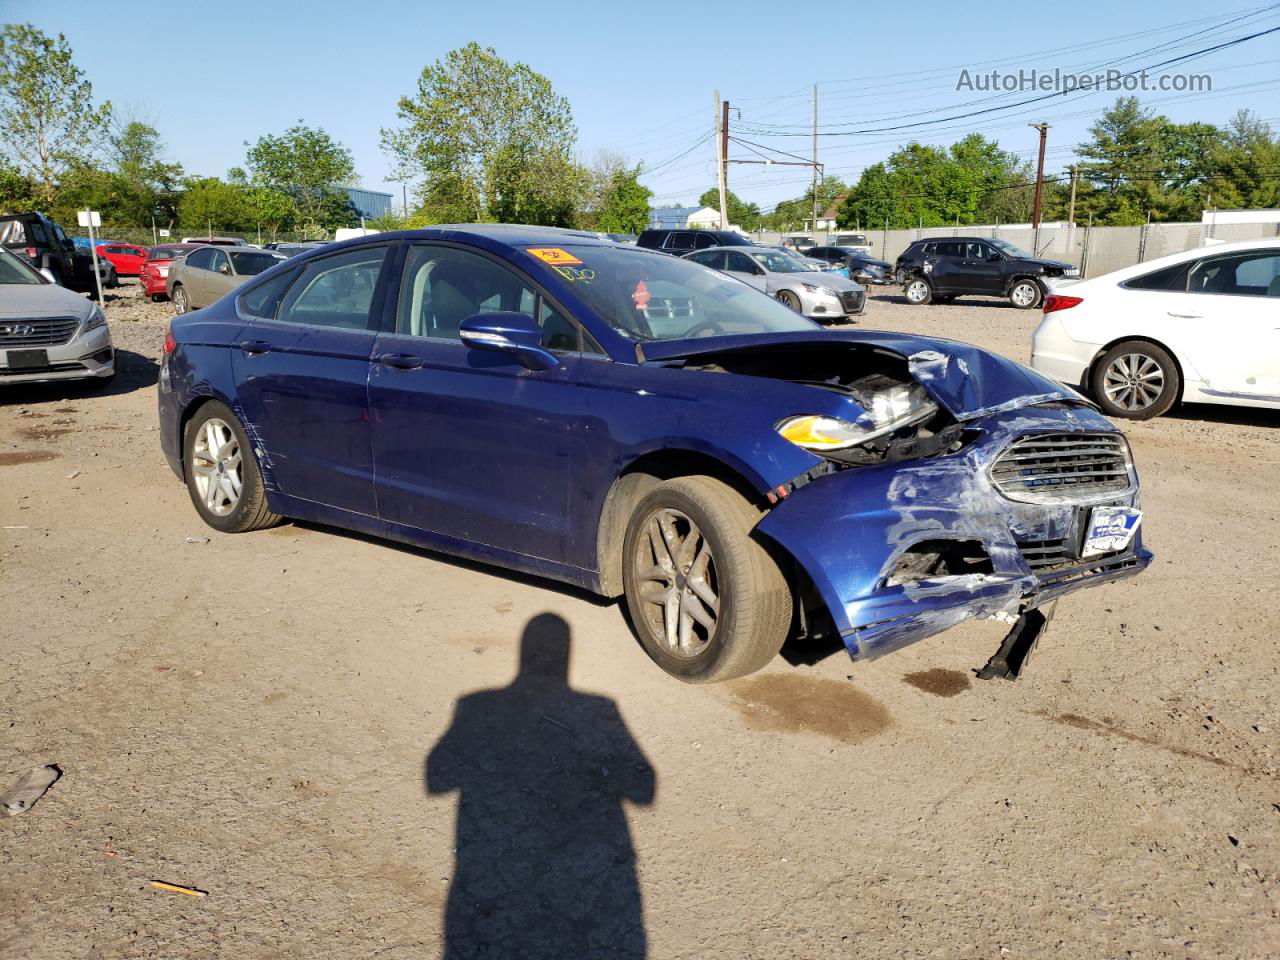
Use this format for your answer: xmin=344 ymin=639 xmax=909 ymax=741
xmin=230 ymin=245 xmax=392 ymax=516
xmin=180 ymin=247 xmax=213 ymax=304
xmin=921 ymin=241 xmax=958 ymax=291
xmin=206 ymin=248 xmax=243 ymax=303
xmin=1177 ymin=249 xmax=1280 ymax=398
xmin=367 ymin=242 xmax=586 ymax=563
xmin=723 ymin=250 xmax=767 ymax=292
xmin=965 ymin=241 xmax=1004 ymax=293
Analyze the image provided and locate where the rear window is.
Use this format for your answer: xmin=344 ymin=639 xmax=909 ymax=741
xmin=148 ymin=245 xmax=188 ymax=260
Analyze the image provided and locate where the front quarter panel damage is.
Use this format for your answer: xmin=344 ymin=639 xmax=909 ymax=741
xmin=753 ymin=405 xmax=1150 ymax=661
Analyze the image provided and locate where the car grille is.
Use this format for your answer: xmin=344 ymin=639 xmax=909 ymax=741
xmin=990 ymin=433 xmax=1132 ymax=504
xmin=1017 ymin=537 xmax=1130 ymax=574
xmin=0 ymin=316 xmax=80 ymax=347
xmin=841 ymin=291 xmax=865 ymax=314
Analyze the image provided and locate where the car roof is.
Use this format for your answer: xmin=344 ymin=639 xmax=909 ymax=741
xmin=1072 ymin=236 xmax=1280 ymax=285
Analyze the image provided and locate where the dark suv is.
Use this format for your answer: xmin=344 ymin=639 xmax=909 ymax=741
xmin=0 ymin=212 xmax=102 ymax=293
xmin=895 ymin=236 xmax=1075 ymax=309
xmin=637 ymin=229 xmax=753 ymax=257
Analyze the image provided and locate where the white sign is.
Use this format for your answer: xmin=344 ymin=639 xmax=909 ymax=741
xmin=158 ymin=228 xmax=171 ymax=238
xmin=76 ymin=209 xmax=101 ymax=228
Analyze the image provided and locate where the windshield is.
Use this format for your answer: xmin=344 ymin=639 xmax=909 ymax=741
xmin=991 ymin=238 xmax=1032 ymax=258
xmin=0 ymin=247 xmax=41 ymax=284
xmin=148 ymin=245 xmax=189 ymax=260
xmin=547 ymin=246 xmax=816 ymax=341
xmin=749 ymin=250 xmax=809 ymax=274
xmin=230 ymin=251 xmax=284 ymax=275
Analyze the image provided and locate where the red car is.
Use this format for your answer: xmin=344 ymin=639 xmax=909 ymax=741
xmin=139 ymin=243 xmax=203 ymax=302
xmin=95 ymin=242 xmax=149 ymax=276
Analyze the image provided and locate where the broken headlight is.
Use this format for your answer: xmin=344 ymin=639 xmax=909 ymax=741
xmin=776 ymin=383 xmax=939 ymax=451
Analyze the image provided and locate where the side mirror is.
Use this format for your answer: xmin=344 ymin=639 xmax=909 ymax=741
xmin=219 ymin=264 xmax=231 ymax=275
xmin=459 ymin=312 xmax=559 ymax=371
xmin=38 ymin=267 xmax=57 ymax=283
xmin=987 ymin=254 xmax=1002 ymax=262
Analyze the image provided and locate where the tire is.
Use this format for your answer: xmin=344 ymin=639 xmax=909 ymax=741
xmin=1090 ymin=340 xmax=1180 ymax=420
xmin=106 ymin=268 xmax=118 ymax=289
xmin=172 ymin=284 xmax=190 ymax=314
xmin=775 ymin=289 xmax=802 ymax=312
xmin=904 ymin=277 xmax=933 ymax=305
xmin=183 ymin=401 xmax=282 ymax=533
xmin=1008 ymin=278 xmax=1042 ymax=309
xmin=622 ymin=476 xmax=792 ymax=683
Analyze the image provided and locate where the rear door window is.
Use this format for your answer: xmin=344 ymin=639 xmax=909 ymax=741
xmin=279 ymin=246 xmax=389 ymax=329
xmin=185 ymin=248 xmax=215 ymax=270
xmin=693 ymin=233 xmax=717 ymax=249
xmin=665 ymin=232 xmax=694 ymax=249
xmin=1190 ymin=251 xmax=1280 ymax=297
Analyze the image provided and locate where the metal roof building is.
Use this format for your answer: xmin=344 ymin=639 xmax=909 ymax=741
xmin=343 ymin=187 xmax=394 ymax=221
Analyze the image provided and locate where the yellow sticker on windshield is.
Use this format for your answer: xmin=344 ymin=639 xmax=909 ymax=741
xmin=526 ymin=247 xmax=583 ymax=266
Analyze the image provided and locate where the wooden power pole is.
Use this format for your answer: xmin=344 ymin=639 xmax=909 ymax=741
xmin=1067 ymin=164 xmax=1078 ymax=226
xmin=719 ymin=98 xmax=730 ymax=230
xmin=1029 ymin=122 xmax=1050 ymax=251
xmin=811 ymin=84 xmax=819 ymax=236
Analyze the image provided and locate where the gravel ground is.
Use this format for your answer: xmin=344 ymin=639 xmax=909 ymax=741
xmin=1 ymin=281 xmax=1278 ymax=959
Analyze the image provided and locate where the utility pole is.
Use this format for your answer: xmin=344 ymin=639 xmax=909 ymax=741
xmin=811 ymin=83 xmax=819 ymax=237
xmin=1029 ymin=122 xmax=1050 ymax=252
xmin=718 ymin=95 xmax=730 ymax=230
xmin=1067 ymin=164 xmax=1078 ymax=225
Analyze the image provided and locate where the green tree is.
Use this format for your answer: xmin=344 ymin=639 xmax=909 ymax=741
xmin=598 ymin=166 xmax=652 ymax=234
xmin=0 ymin=156 xmax=35 ymax=212
xmin=0 ymin=24 xmax=112 ymax=205
xmin=178 ymin=177 xmax=250 ymax=233
xmin=382 ymin=42 xmax=579 ymax=224
xmin=247 ymin=187 xmax=296 ymax=241
xmin=107 ymin=119 xmax=184 ymax=225
xmin=697 ymin=187 xmax=761 ymax=230
xmin=1208 ymin=110 xmax=1280 ymax=209
xmin=244 ymin=122 xmax=355 ymax=226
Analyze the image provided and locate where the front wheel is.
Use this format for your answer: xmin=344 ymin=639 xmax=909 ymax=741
xmin=775 ymin=289 xmax=802 ymax=312
xmin=904 ymin=277 xmax=933 ymax=304
xmin=1091 ymin=340 xmax=1180 ymax=420
xmin=622 ymin=476 xmax=792 ymax=683
xmin=183 ymin=401 xmax=282 ymax=533
xmin=172 ymin=285 xmax=190 ymax=314
xmin=1008 ymin=278 xmax=1042 ymax=309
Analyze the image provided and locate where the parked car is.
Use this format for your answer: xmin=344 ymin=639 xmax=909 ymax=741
xmin=166 ymin=246 xmax=286 ymax=313
xmin=0 ymin=212 xmax=105 ymax=294
xmin=808 ymin=245 xmax=894 ymax=285
xmin=158 ymin=225 xmax=1149 ymax=683
xmin=781 ymin=234 xmax=815 ymax=252
xmin=636 ymin=229 xmax=753 ymax=257
xmin=1032 ymin=238 xmax=1280 ymax=419
xmin=896 ymin=237 xmax=1076 ymax=309
xmin=180 ymin=235 xmax=247 ymax=246
xmin=139 ymin=244 xmax=204 ymax=302
xmin=96 ymin=242 xmax=149 ymax=277
xmin=757 ymin=245 xmax=849 ymax=278
xmin=0 ymin=247 xmax=114 ymax=386
xmin=684 ymin=245 xmax=866 ymax=322
xmin=268 ymin=242 xmax=330 ymax=258
xmin=833 ymin=233 xmax=873 ymax=253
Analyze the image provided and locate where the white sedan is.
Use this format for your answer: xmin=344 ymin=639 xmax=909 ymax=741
xmin=1031 ymin=238 xmax=1280 ymax=419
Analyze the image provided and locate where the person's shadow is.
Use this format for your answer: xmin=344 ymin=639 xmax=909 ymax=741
xmin=426 ymin=613 xmax=656 ymax=958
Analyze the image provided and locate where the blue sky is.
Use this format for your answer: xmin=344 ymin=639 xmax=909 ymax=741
xmin=12 ymin=0 xmax=1280 ymax=214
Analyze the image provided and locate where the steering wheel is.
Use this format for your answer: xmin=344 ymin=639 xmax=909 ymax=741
xmin=684 ymin=319 xmax=725 ymax=338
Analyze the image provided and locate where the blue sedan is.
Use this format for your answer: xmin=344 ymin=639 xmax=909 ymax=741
xmin=157 ymin=225 xmax=1151 ymax=682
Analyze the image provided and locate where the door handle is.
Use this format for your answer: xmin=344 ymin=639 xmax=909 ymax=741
xmin=1166 ymin=312 xmax=1202 ymax=319
xmin=239 ymin=339 xmax=271 ymax=355
xmin=376 ymin=352 xmax=423 ymax=370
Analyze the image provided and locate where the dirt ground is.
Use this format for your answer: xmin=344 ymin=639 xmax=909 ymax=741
xmin=2 ymin=282 xmax=1278 ymax=959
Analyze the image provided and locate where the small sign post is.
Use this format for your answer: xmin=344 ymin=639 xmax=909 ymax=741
xmin=77 ymin=209 xmax=104 ymax=303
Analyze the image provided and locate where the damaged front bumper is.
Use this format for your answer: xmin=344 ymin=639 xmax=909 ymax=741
xmin=754 ymin=405 xmax=1152 ymax=664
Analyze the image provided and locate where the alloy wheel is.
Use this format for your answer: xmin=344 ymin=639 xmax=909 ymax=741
xmin=191 ymin=417 xmax=243 ymax=516
xmin=1103 ymin=353 xmax=1165 ymax=412
xmin=776 ymin=290 xmax=801 ymax=311
xmin=173 ymin=287 xmax=189 ymax=314
xmin=633 ymin=508 xmax=720 ymax=658
xmin=906 ymin=280 xmax=929 ymax=303
xmin=1011 ymin=281 xmax=1038 ymax=307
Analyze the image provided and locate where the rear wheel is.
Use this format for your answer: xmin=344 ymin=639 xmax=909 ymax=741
xmin=183 ymin=401 xmax=282 ymax=533
xmin=622 ymin=476 xmax=792 ymax=683
xmin=1091 ymin=340 xmax=1180 ymax=420
xmin=904 ymin=277 xmax=933 ymax=304
xmin=1008 ymin=278 xmax=1042 ymax=309
xmin=172 ymin=284 xmax=190 ymax=314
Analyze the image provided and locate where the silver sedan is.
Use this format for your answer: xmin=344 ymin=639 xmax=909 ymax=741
xmin=683 ymin=246 xmax=866 ymax=322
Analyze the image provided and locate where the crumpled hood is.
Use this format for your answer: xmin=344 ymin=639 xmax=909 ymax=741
xmin=0 ymin=282 xmax=94 ymax=319
xmin=638 ymin=329 xmax=1087 ymax=420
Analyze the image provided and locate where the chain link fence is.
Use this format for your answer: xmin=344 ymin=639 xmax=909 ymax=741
xmin=755 ymin=220 xmax=1280 ymax=278
xmin=78 ymin=226 xmax=336 ymax=248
